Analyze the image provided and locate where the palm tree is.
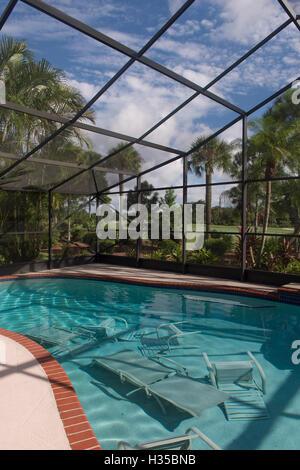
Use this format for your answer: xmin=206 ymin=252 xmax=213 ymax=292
xmin=188 ymin=136 xmax=234 ymax=238
xmin=0 ymin=37 xmax=97 ymax=261
xmin=263 ymin=90 xmax=300 ymax=251
xmin=105 ymin=142 xmax=142 ymax=194
xmin=248 ymin=112 xmax=298 ymax=257
xmin=0 ymin=36 xmax=95 ymax=156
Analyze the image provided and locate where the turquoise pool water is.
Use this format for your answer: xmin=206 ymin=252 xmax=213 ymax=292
xmin=0 ymin=277 xmax=299 ymax=450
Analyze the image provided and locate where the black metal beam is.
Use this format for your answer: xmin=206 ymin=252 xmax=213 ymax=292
xmin=95 ymin=77 xmax=298 ymax=197
xmin=246 ymin=76 xmax=300 ymax=116
xmin=241 ymin=116 xmax=248 ymax=280
xmin=95 ymin=116 xmax=243 ymax=197
xmin=277 ymin=0 xmax=300 ymax=32
xmin=0 ymin=0 xmax=18 ymax=30
xmin=48 ymin=190 xmax=52 ymax=269
xmin=26 ymin=16 xmax=296 ymax=194
xmin=2 ymin=3 xmax=293 ymax=193
xmin=52 ymin=196 xmax=95 ymax=230
xmin=0 ymin=101 xmax=184 ymax=156
xmin=21 ymin=0 xmax=243 ymax=115
xmin=182 ymin=156 xmax=187 ymax=273
xmin=100 ymin=172 xmax=300 ymax=196
xmin=56 ymin=14 xmax=293 ymax=196
xmin=0 ymin=0 xmax=194 ymax=180
xmin=0 ymin=149 xmax=138 ymax=176
xmin=205 ymin=18 xmax=293 ymax=89
xmin=91 ymin=170 xmax=98 ymax=194
xmin=136 ymin=175 xmax=142 ymax=266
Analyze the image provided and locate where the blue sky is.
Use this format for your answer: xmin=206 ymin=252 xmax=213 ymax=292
xmin=0 ymin=0 xmax=299 ymax=200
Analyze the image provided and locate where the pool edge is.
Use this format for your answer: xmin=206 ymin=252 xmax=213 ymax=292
xmin=0 ymin=328 xmax=102 ymax=451
xmin=1 ymin=271 xmax=300 ymax=304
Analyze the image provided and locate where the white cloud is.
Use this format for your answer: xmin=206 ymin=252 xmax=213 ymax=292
xmin=167 ymin=0 xmax=186 ymax=16
xmin=201 ymin=19 xmax=215 ymax=28
xmin=210 ymin=0 xmax=286 ymax=45
xmin=1 ymin=0 xmax=298 ymax=198
xmin=289 ymin=1 xmax=300 ymax=13
xmin=167 ymin=20 xmax=201 ymax=37
xmin=67 ymin=79 xmax=99 ymax=101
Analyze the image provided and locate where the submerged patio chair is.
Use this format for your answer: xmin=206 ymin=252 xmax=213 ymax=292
xmin=93 ymin=349 xmax=229 ymax=417
xmin=23 ymin=324 xmax=96 ymax=355
xmin=78 ymin=316 xmax=128 ymax=339
xmin=137 ymin=321 xmax=203 ymax=355
xmin=118 ymin=426 xmax=221 ymax=450
xmin=23 ymin=325 xmax=82 ymax=347
xmin=183 ymin=294 xmax=273 ymax=309
xmin=203 ymin=351 xmax=269 ymax=421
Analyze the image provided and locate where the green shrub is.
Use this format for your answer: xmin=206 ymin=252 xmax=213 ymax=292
xmin=157 ymin=239 xmax=182 ymax=263
xmin=285 ymin=260 xmax=300 ymax=274
xmin=98 ymin=239 xmax=115 ymax=254
xmin=189 ymin=247 xmax=217 ymax=265
xmin=125 ymin=247 xmax=136 ymax=258
xmin=204 ymin=237 xmax=231 ymax=258
xmin=158 ymin=239 xmax=179 ymax=252
xmin=143 ymin=249 xmax=169 ymax=261
xmin=82 ymin=232 xmax=97 ymax=251
xmin=0 ymin=254 xmax=7 ymax=265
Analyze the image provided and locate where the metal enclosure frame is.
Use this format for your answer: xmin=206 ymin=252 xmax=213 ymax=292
xmin=0 ymin=0 xmax=299 ymax=282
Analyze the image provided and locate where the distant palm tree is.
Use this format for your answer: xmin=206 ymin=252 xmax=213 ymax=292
xmin=248 ymin=113 xmax=298 ymax=257
xmin=188 ymin=136 xmax=234 ymax=237
xmin=105 ymin=142 xmax=142 ymax=194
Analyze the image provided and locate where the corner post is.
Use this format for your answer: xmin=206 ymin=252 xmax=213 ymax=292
xmin=182 ymin=156 xmax=187 ymax=274
xmin=136 ymin=176 xmax=142 ymax=267
xmin=241 ymin=115 xmax=248 ymax=280
xmin=48 ymin=190 xmax=53 ymax=270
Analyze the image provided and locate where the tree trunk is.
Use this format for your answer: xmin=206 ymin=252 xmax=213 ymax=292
xmin=1 ymin=117 xmax=9 ymax=143
xmin=259 ymin=179 xmax=272 ymax=258
xmin=254 ymin=194 xmax=259 ymax=233
xmin=205 ymin=168 xmax=212 ymax=239
xmin=287 ymin=206 xmax=300 ymax=251
xmin=67 ymin=195 xmax=71 ymax=242
xmin=119 ymin=173 xmax=124 ymax=195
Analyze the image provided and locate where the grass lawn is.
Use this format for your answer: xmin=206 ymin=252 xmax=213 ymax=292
xmin=209 ymin=225 xmax=294 ymax=234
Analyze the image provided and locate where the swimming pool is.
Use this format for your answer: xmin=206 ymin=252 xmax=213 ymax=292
xmin=0 ymin=277 xmax=299 ymax=450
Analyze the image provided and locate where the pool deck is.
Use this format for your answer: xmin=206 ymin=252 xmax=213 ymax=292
xmin=14 ymin=263 xmax=300 ymax=299
xmin=0 ymin=329 xmax=101 ymax=450
xmin=1 ymin=262 xmax=300 ymax=450
xmin=0 ymin=333 xmax=71 ymax=450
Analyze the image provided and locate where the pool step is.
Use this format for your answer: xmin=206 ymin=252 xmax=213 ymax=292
xmin=220 ymin=384 xmax=269 ymax=421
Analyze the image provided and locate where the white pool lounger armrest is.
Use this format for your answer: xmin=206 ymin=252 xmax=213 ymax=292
xmin=247 ymin=351 xmax=267 ymax=395
xmin=118 ymin=426 xmax=221 ymax=450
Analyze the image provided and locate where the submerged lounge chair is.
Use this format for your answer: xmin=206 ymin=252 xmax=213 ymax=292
xmin=93 ymin=349 xmax=229 ymax=417
xmin=78 ymin=316 xmax=128 ymax=339
xmin=203 ymin=351 xmax=269 ymax=421
xmin=183 ymin=294 xmax=274 ymax=309
xmin=118 ymin=426 xmax=221 ymax=450
xmin=23 ymin=325 xmax=84 ymax=347
xmin=23 ymin=316 xmax=129 ymax=355
xmin=23 ymin=324 xmax=96 ymax=355
xmin=137 ymin=321 xmax=202 ymax=355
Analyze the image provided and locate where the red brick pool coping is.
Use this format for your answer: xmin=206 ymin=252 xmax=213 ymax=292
xmin=0 ymin=328 xmax=101 ymax=451
xmin=0 ymin=270 xmax=289 ymax=300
